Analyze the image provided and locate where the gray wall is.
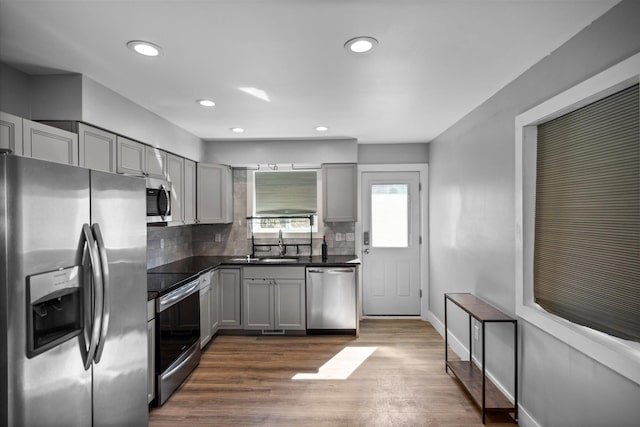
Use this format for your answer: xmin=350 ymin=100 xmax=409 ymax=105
xmin=81 ymin=77 xmax=205 ymax=162
xmin=1 ymin=68 xmax=206 ymax=162
xmin=358 ymin=143 xmax=429 ymax=164
xmin=203 ymin=138 xmax=357 ymax=166
xmin=0 ymin=63 xmax=31 ymax=117
xmin=30 ymin=74 xmax=83 ymax=120
xmin=428 ymin=1 xmax=640 ymax=426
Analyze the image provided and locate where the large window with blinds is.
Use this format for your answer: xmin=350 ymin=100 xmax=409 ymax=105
xmin=516 ymin=53 xmax=640 ymax=385
xmin=534 ymin=84 xmax=639 ymax=342
xmin=249 ymin=169 xmax=322 ymax=234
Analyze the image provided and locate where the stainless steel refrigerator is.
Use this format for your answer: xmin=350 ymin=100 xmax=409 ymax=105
xmin=0 ymin=154 xmax=148 ymax=426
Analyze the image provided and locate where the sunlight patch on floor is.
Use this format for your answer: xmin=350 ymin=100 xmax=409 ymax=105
xmin=292 ymin=346 xmax=377 ymax=380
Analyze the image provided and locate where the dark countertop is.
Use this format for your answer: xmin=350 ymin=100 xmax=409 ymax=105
xmin=147 ymin=273 xmax=195 ymax=299
xmin=147 ymin=255 xmax=359 ymax=300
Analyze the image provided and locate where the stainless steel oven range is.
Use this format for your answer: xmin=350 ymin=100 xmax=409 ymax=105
xmin=154 ymin=277 xmax=201 ymax=406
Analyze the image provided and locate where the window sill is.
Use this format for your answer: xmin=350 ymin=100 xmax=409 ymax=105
xmin=517 ymin=303 xmax=640 ymax=385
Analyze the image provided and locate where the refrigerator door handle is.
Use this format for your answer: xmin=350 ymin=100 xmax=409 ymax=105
xmin=92 ymin=223 xmax=110 ymax=364
xmin=81 ymin=223 xmax=104 ymax=371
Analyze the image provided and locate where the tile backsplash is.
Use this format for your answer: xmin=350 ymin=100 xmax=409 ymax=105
xmin=147 ymin=168 xmax=356 ymax=269
xmin=147 ymin=225 xmax=193 ymax=269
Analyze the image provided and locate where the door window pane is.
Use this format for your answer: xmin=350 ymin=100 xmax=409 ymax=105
xmin=371 ymin=184 xmax=408 ymax=247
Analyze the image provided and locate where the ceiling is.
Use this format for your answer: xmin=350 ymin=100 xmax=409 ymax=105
xmin=0 ymin=0 xmax=618 ymax=144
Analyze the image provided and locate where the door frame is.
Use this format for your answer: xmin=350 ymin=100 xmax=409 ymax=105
xmin=356 ymin=164 xmax=429 ymax=320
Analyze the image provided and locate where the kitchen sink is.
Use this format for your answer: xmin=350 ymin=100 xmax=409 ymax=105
xmin=228 ymin=257 xmax=260 ymax=262
xmin=227 ymin=257 xmax=299 ymax=263
xmin=257 ymin=257 xmax=300 ymax=263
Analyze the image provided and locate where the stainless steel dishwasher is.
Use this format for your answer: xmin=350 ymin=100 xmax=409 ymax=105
xmin=306 ymin=267 xmax=356 ymax=331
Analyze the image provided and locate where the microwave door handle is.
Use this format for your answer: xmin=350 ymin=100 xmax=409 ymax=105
xmin=160 ymin=184 xmax=170 ymax=220
xmin=81 ymin=223 xmax=104 ymax=370
xmin=92 ymin=223 xmax=109 ymax=364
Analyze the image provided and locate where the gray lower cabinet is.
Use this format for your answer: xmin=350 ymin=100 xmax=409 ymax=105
xmin=147 ymin=299 xmax=156 ymax=404
xmin=23 ymin=119 xmax=78 ymax=166
xmin=275 ymin=279 xmax=306 ymax=330
xmin=210 ymin=269 xmax=220 ymax=334
xmin=0 ymin=111 xmax=23 ymax=155
xmin=78 ymin=123 xmax=117 ymax=172
xmin=244 ymin=279 xmax=273 ymax=329
xmin=199 ymin=271 xmax=212 ymax=348
xmin=243 ymin=267 xmax=305 ymax=331
xmin=322 ymin=163 xmax=357 ymax=222
xmin=219 ymin=268 xmax=242 ymax=328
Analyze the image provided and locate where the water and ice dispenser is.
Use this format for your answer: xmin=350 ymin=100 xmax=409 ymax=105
xmin=26 ymin=267 xmax=82 ymax=358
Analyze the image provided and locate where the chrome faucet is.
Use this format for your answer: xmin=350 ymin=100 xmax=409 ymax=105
xmin=278 ymin=229 xmax=286 ymax=257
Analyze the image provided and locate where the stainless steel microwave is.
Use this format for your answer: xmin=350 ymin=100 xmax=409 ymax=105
xmin=146 ymin=178 xmax=172 ymax=223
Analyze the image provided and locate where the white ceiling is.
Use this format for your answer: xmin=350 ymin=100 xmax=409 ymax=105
xmin=0 ymin=0 xmax=618 ymax=144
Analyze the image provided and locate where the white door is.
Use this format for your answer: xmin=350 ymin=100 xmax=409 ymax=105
xmin=362 ymin=171 xmax=421 ymax=315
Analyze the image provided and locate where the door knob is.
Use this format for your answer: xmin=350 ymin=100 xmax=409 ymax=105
xmin=364 ymin=248 xmax=370 ymax=254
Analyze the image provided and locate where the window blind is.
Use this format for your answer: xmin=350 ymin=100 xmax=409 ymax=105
xmin=254 ymin=171 xmax=317 ymax=215
xmin=534 ymin=83 xmax=639 ymax=342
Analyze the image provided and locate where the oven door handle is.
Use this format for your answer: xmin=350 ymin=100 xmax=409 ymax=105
xmin=158 ymin=279 xmax=200 ymax=312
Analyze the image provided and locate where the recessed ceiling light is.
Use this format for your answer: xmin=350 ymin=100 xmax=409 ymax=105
xmin=315 ymin=126 xmax=329 ymax=132
xmin=230 ymin=127 xmax=245 ymax=133
xmin=126 ymin=40 xmax=163 ymax=57
xmin=344 ymin=36 xmax=378 ymax=54
xmin=197 ymin=99 xmax=215 ymax=107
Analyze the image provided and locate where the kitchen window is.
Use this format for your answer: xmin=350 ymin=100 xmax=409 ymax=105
xmin=515 ymin=52 xmax=640 ymax=385
xmin=247 ymin=168 xmax=323 ymax=235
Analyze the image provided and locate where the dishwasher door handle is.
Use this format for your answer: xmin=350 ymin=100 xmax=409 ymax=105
xmin=307 ymin=268 xmax=354 ymax=274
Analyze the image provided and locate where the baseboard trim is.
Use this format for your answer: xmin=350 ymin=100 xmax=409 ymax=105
xmin=362 ymin=315 xmax=423 ymax=320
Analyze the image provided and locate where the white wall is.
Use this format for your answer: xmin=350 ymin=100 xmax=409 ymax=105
xmin=428 ymin=1 xmax=640 ymax=426
xmin=203 ymin=138 xmax=357 ymax=166
xmin=358 ymin=143 xmax=429 ymax=164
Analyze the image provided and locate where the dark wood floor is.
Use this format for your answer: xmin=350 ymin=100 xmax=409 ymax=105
xmin=149 ymin=319 xmax=517 ymax=426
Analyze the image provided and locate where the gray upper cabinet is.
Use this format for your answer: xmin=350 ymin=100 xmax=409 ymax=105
xmin=183 ymin=159 xmax=197 ymax=224
xmin=23 ymin=119 xmax=78 ymax=166
xmin=322 ymin=163 xmax=357 ymax=222
xmin=117 ymin=136 xmax=167 ymax=179
xmin=197 ymin=163 xmax=233 ymax=224
xmin=0 ymin=111 xmax=23 ymax=155
xmin=117 ymin=136 xmax=145 ymax=175
xmin=145 ymin=146 xmax=167 ymax=179
xmin=166 ymin=153 xmax=184 ymax=225
xmin=78 ymin=123 xmax=117 ymax=173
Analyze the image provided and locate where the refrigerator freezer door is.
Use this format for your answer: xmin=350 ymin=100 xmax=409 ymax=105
xmin=90 ymin=170 xmax=148 ymax=426
xmin=1 ymin=155 xmax=92 ymax=426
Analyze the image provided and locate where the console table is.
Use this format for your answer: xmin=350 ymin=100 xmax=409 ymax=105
xmin=444 ymin=293 xmax=518 ymax=424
